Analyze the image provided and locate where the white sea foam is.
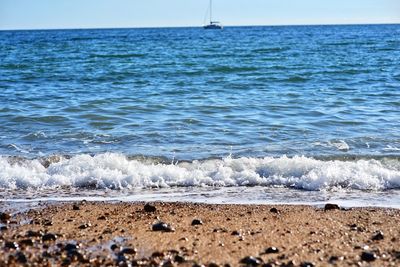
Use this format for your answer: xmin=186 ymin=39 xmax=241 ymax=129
xmin=0 ymin=153 xmax=399 ymax=191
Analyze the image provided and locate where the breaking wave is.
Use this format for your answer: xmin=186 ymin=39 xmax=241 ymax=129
xmin=0 ymin=153 xmax=400 ymax=191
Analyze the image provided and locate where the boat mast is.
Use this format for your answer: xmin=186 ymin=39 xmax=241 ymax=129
xmin=210 ymin=0 xmax=212 ymax=24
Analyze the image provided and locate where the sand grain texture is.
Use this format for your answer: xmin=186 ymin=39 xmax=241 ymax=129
xmin=1 ymin=202 xmax=400 ymax=266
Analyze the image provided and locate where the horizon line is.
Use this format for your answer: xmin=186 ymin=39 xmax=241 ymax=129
xmin=0 ymin=22 xmax=399 ymax=32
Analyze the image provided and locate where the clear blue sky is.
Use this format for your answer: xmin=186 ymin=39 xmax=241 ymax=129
xmin=1 ymin=0 xmax=399 ymax=30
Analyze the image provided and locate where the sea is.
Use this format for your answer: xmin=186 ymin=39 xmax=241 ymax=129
xmin=1 ymin=24 xmax=400 ymax=208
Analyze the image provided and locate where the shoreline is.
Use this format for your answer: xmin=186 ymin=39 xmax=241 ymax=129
xmin=1 ymin=202 xmax=400 ymax=266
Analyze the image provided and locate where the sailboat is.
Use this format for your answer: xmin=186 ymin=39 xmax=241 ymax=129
xmin=204 ymin=0 xmax=223 ymax=29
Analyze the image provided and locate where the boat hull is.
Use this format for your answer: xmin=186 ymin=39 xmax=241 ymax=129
xmin=204 ymin=24 xmax=223 ymax=30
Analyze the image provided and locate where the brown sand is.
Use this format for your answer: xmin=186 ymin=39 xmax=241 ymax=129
xmin=1 ymin=202 xmax=400 ymax=266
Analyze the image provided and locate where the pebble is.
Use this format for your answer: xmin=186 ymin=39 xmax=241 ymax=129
xmin=239 ymin=256 xmax=262 ymax=266
xmin=174 ymin=254 xmax=186 ymax=263
xmin=300 ymin=262 xmax=315 ymax=267
xmin=270 ymin=207 xmax=279 ymax=214
xmin=64 ymin=243 xmax=79 ymax=252
xmin=72 ymin=204 xmax=80 ymax=210
xmin=0 ymin=212 xmax=11 ymax=222
xmin=4 ymin=242 xmax=18 ymax=249
xmin=120 ymin=247 xmax=137 ymax=255
xmin=152 ymin=222 xmax=175 ymax=232
xmin=324 ymin=204 xmax=340 ymax=211
xmin=0 ymin=226 xmax=8 ymax=231
xmin=97 ymin=215 xmax=107 ymax=220
xmin=78 ymin=223 xmax=91 ymax=229
xmin=19 ymin=239 xmax=34 ymax=246
xmin=191 ymin=219 xmax=203 ymax=226
xmin=42 ymin=233 xmax=57 ymax=242
xmin=361 ymin=251 xmax=377 ymax=262
xmin=26 ymin=230 xmax=43 ymax=237
xmin=144 ymin=203 xmax=157 ymax=213
xmin=328 ymin=256 xmax=343 ymax=263
xmin=16 ymin=252 xmax=27 ymax=263
xmin=231 ymin=230 xmax=241 ymax=236
xmin=264 ymin=247 xmax=280 ymax=254
xmin=372 ymin=231 xmax=384 ymax=241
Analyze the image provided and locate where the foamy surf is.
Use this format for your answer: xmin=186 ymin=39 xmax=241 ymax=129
xmin=0 ymin=153 xmax=399 ymax=191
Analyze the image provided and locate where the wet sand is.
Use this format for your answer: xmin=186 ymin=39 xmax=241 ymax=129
xmin=1 ymin=202 xmax=400 ymax=266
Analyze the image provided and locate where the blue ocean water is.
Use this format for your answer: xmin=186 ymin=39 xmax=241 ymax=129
xmin=1 ymin=25 xmax=400 ymax=206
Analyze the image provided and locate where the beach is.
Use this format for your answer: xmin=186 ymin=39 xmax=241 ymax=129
xmin=1 ymin=202 xmax=399 ymax=266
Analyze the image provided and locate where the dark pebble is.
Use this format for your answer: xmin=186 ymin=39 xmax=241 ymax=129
xmin=264 ymin=247 xmax=280 ymax=254
xmin=191 ymin=219 xmax=203 ymax=226
xmin=208 ymin=263 xmax=220 ymax=267
xmin=0 ymin=212 xmax=11 ymax=222
xmin=26 ymin=230 xmax=43 ymax=237
xmin=0 ymin=226 xmax=8 ymax=231
xmin=72 ymin=204 xmax=80 ymax=210
xmin=110 ymin=244 xmax=118 ymax=251
xmin=120 ymin=247 xmax=137 ymax=255
xmin=240 ymin=256 xmax=262 ymax=266
xmin=361 ymin=251 xmax=376 ymax=262
xmin=64 ymin=243 xmax=78 ymax=252
xmin=174 ymin=255 xmax=186 ymax=263
xmin=324 ymin=203 xmax=340 ymax=211
xmin=97 ymin=215 xmax=107 ymax=220
xmin=78 ymin=223 xmax=91 ymax=229
xmin=328 ymin=256 xmax=343 ymax=263
xmin=19 ymin=239 xmax=34 ymax=246
xmin=4 ymin=242 xmax=18 ymax=249
xmin=16 ymin=252 xmax=27 ymax=263
xmin=372 ymin=231 xmax=384 ymax=241
xmin=231 ymin=230 xmax=240 ymax=236
xmin=42 ymin=233 xmax=57 ymax=242
xmin=144 ymin=203 xmax=157 ymax=212
xmin=270 ymin=207 xmax=279 ymax=214
xmin=300 ymin=262 xmax=315 ymax=267
xmin=152 ymin=222 xmax=175 ymax=232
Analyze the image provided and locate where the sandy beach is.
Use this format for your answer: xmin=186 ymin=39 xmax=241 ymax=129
xmin=0 ymin=202 xmax=399 ymax=266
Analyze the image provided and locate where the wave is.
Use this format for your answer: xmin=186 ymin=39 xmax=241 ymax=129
xmin=0 ymin=153 xmax=399 ymax=191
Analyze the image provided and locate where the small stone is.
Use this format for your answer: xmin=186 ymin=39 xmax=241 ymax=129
xmin=78 ymin=223 xmax=91 ymax=229
xmin=19 ymin=239 xmax=34 ymax=246
xmin=16 ymin=252 xmax=27 ymax=263
xmin=120 ymin=247 xmax=137 ymax=255
xmin=324 ymin=204 xmax=340 ymax=211
xmin=97 ymin=215 xmax=107 ymax=220
xmin=42 ymin=233 xmax=57 ymax=242
xmin=270 ymin=208 xmax=279 ymax=214
xmin=4 ymin=242 xmax=18 ymax=249
xmin=73 ymin=204 xmax=80 ymax=210
xmin=174 ymin=255 xmax=186 ymax=263
xmin=264 ymin=247 xmax=280 ymax=254
xmin=372 ymin=231 xmax=384 ymax=241
xmin=231 ymin=230 xmax=240 ymax=236
xmin=144 ymin=203 xmax=157 ymax=212
xmin=0 ymin=226 xmax=8 ymax=231
xmin=191 ymin=219 xmax=203 ymax=226
xmin=152 ymin=222 xmax=175 ymax=232
xmin=64 ymin=243 xmax=79 ymax=252
xmin=361 ymin=251 xmax=376 ymax=262
xmin=240 ymin=256 xmax=262 ymax=266
xmin=26 ymin=230 xmax=43 ymax=237
xmin=0 ymin=212 xmax=11 ymax=222
xmin=328 ymin=256 xmax=343 ymax=263
xmin=300 ymin=262 xmax=315 ymax=267
xmin=110 ymin=244 xmax=118 ymax=251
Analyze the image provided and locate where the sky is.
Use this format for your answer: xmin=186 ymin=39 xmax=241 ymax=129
xmin=0 ymin=0 xmax=399 ymax=30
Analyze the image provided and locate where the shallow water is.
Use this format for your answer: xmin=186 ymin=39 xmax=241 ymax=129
xmin=1 ymin=25 xmax=399 ymax=206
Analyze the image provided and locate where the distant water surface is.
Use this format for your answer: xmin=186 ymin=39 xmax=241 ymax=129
xmin=0 ymin=25 xmax=400 ymax=206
